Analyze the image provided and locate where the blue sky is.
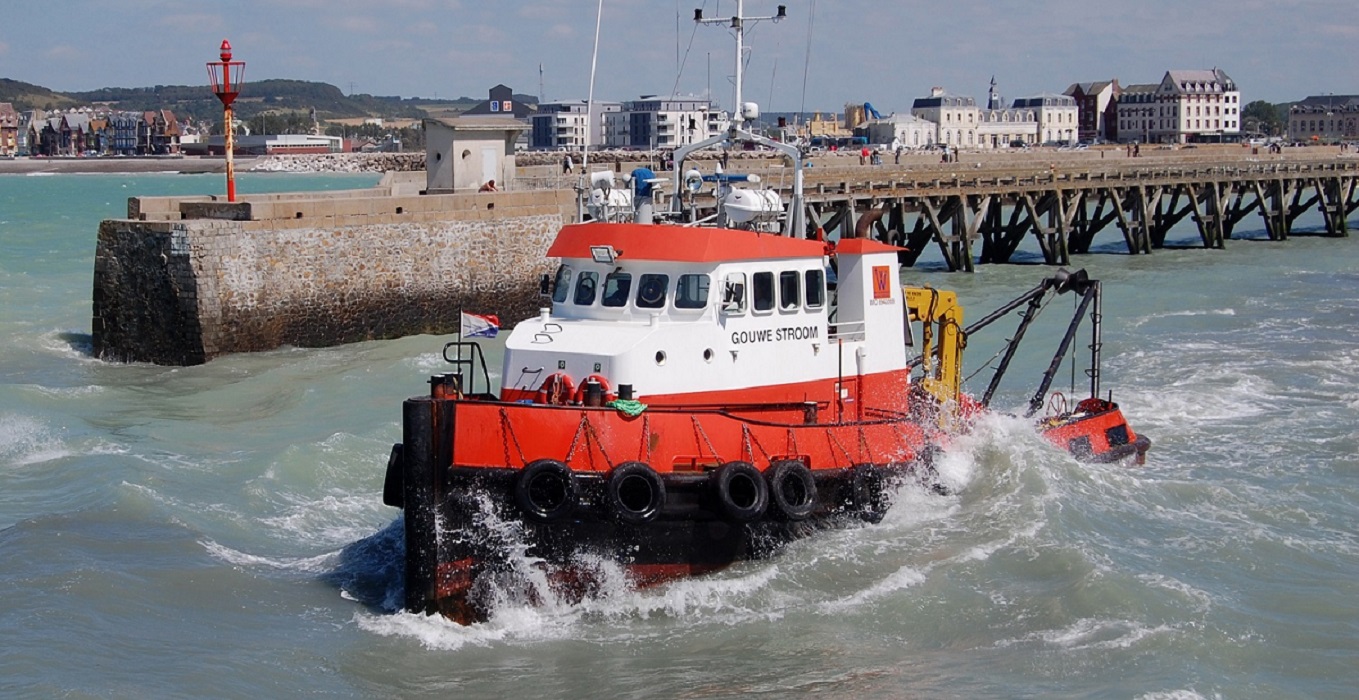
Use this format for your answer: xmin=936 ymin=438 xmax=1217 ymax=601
xmin=1 ymin=0 xmax=1353 ymax=112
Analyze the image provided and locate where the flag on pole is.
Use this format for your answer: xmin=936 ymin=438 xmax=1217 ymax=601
xmin=460 ymin=311 xmax=500 ymax=339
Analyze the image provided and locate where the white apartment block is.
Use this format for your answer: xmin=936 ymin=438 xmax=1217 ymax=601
xmin=1117 ymin=69 xmax=1241 ymax=143
xmin=530 ymin=100 xmax=620 ymax=150
xmin=605 ymin=95 xmax=728 ymax=149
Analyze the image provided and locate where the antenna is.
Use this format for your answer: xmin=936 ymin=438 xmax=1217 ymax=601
xmin=538 ymin=63 xmax=545 ymax=103
xmin=694 ymin=1 xmax=787 ymax=128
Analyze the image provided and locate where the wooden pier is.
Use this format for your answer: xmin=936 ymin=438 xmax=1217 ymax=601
xmin=698 ymin=153 xmax=1359 ymax=271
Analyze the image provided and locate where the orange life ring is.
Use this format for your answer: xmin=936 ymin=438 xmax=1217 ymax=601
xmin=572 ymin=373 xmax=617 ymax=405
xmin=536 ymin=372 xmax=576 ymax=405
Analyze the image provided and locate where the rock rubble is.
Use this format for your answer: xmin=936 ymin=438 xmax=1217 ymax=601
xmin=248 ymin=152 xmax=425 ymax=173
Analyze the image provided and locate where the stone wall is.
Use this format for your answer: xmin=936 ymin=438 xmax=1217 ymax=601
xmin=94 ymin=189 xmax=575 ymax=365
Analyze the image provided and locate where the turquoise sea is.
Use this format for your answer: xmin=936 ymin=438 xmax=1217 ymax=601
xmin=1 ymin=172 xmax=1357 ymax=698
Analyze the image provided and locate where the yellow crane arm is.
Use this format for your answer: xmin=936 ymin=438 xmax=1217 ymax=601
xmin=904 ymin=286 xmax=965 ymax=405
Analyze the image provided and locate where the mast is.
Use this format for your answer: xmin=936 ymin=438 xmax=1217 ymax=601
xmin=686 ymin=3 xmax=800 ymax=235
xmin=583 ymin=0 xmax=604 ymax=173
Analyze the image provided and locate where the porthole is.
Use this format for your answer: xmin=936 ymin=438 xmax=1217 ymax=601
xmin=703 ymin=348 xmax=714 ymax=363
xmin=655 ymin=351 xmax=667 ymax=366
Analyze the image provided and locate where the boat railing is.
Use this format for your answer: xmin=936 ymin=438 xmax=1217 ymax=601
xmin=829 ymin=321 xmax=866 ymax=342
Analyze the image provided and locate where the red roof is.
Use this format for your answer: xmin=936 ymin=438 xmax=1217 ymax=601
xmin=547 ymin=222 xmax=829 ymax=263
xmin=835 ymin=237 xmax=903 ymax=254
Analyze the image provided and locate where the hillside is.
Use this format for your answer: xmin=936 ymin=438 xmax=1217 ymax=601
xmin=0 ymin=78 xmax=81 ymax=110
xmin=1 ymin=77 xmax=538 ymax=123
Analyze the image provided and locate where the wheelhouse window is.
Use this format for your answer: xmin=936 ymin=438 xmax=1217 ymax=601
xmin=636 ymin=273 xmax=669 ymax=309
xmin=573 ymin=271 xmax=598 ymax=306
xmin=778 ymin=271 xmax=800 ymax=310
xmin=552 ymin=265 xmax=573 ymax=304
xmin=804 ymin=269 xmax=825 ymax=308
xmin=602 ymin=271 xmax=632 ymax=307
xmin=752 ymin=271 xmax=774 ymax=312
xmin=721 ymin=272 xmax=747 ymax=314
xmin=675 ymin=273 xmax=710 ymax=309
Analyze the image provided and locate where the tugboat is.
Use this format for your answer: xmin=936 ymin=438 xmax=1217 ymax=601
xmin=379 ymin=2 xmax=1148 ymax=624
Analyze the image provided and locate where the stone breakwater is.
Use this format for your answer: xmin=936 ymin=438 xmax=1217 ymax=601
xmin=248 ymin=152 xmax=425 ymax=173
xmin=243 ymin=148 xmax=784 ymax=174
xmin=94 ymin=189 xmax=575 ymax=365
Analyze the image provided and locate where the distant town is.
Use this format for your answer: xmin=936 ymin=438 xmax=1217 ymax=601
xmin=0 ymin=67 xmax=1355 ymax=159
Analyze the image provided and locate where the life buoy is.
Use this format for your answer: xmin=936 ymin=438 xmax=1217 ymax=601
xmin=764 ymin=460 xmax=817 ymax=521
xmin=535 ymin=373 xmax=576 ymax=405
xmin=572 ymin=373 xmax=617 ymax=405
xmin=849 ymin=463 xmax=891 ymax=523
xmin=710 ymin=461 xmax=768 ymax=522
xmin=514 ymin=459 xmax=578 ymax=522
xmin=605 ymin=461 xmax=666 ymax=525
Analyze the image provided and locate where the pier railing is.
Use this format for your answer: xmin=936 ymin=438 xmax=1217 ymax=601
xmin=663 ymin=153 xmax=1359 ymax=271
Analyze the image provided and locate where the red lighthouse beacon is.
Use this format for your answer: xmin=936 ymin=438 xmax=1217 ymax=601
xmin=206 ymin=39 xmax=245 ymax=202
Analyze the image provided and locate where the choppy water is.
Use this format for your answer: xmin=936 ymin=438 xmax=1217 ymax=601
xmin=2 ymin=173 xmax=1357 ymax=698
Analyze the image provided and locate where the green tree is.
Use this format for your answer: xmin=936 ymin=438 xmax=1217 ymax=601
xmin=1242 ymin=100 xmax=1285 ymax=136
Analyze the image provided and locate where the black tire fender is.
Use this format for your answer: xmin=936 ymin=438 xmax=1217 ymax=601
xmin=514 ymin=459 xmax=578 ymax=523
xmin=849 ymin=463 xmax=890 ymax=523
xmin=382 ymin=443 xmax=404 ymax=508
xmin=605 ymin=461 xmax=667 ymax=525
xmin=710 ymin=461 xmax=769 ymax=522
xmin=764 ymin=460 xmax=817 ymax=521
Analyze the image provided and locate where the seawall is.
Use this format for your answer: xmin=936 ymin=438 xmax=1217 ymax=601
xmin=93 ymin=176 xmax=574 ymax=365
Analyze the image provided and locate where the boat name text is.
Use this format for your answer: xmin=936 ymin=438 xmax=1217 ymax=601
xmin=730 ymin=326 xmax=820 ymax=344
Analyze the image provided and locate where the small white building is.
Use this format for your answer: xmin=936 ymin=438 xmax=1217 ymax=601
xmin=424 ymin=116 xmax=525 ymax=193
xmin=863 ymin=113 xmax=936 ymax=149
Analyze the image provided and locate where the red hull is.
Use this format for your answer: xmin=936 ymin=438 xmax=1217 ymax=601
xmin=386 ymin=394 xmax=946 ymax=624
xmin=1039 ymin=398 xmax=1151 ymax=464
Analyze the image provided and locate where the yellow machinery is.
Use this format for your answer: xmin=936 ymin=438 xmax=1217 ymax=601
xmin=904 ymin=286 xmax=965 ymax=406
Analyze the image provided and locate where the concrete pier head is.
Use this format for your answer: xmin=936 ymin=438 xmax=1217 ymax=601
xmin=93 ymin=180 xmax=573 ymax=365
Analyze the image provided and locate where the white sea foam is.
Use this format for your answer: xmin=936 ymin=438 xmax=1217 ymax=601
xmin=201 ymin=538 xmax=339 ymax=574
xmin=1135 ymin=690 xmax=1212 ymax=700
xmin=0 ymin=413 xmax=72 ymax=467
xmin=996 ymin=617 xmax=1175 ymax=651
